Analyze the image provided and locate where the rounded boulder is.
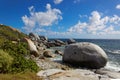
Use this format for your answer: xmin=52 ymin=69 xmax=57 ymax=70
xmin=63 ymin=42 xmax=108 ymax=69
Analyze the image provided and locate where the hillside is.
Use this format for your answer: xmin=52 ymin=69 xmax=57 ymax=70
xmin=0 ymin=24 xmax=39 ymax=73
xmin=0 ymin=24 xmax=26 ymax=42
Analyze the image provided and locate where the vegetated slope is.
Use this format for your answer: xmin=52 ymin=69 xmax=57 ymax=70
xmin=0 ymin=24 xmax=26 ymax=41
xmin=0 ymin=24 xmax=39 ymax=73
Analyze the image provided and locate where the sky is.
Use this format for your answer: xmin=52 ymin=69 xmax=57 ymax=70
xmin=1 ymin=0 xmax=120 ymax=39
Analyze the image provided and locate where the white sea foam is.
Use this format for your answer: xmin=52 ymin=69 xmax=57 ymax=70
xmin=106 ymin=49 xmax=120 ymax=54
xmin=105 ymin=61 xmax=120 ymax=71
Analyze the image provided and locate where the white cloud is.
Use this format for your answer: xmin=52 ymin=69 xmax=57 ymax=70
xmin=22 ymin=3 xmax=62 ymax=33
xmin=116 ymin=4 xmax=120 ymax=9
xmin=54 ymin=0 xmax=63 ymax=4
xmin=68 ymin=21 xmax=87 ymax=33
xmin=45 ymin=11 xmax=120 ymax=38
xmin=67 ymin=11 xmax=120 ymax=35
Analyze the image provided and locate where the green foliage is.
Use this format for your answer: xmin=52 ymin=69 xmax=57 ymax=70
xmin=0 ymin=41 xmax=39 ymax=73
xmin=0 ymin=50 xmax=13 ymax=73
xmin=9 ymin=55 xmax=39 ymax=73
xmin=2 ymin=41 xmax=30 ymax=56
xmin=0 ymin=25 xmax=39 ymax=73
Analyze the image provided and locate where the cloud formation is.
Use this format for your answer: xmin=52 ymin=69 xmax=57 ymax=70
xmin=116 ymin=4 xmax=120 ymax=9
xmin=22 ymin=4 xmax=62 ymax=32
xmin=54 ymin=0 xmax=63 ymax=4
xmin=67 ymin=11 xmax=120 ymax=35
xmin=68 ymin=21 xmax=87 ymax=33
xmin=28 ymin=10 xmax=120 ymax=38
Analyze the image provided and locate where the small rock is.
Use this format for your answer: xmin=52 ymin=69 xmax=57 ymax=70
xmin=95 ymin=69 xmax=120 ymax=79
xmin=43 ymin=50 xmax=55 ymax=58
xmin=37 ymin=69 xmax=64 ymax=77
xmin=55 ymin=50 xmax=63 ymax=56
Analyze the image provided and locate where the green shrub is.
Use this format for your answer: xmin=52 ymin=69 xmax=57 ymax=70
xmin=9 ymin=55 xmax=39 ymax=73
xmin=0 ymin=25 xmax=39 ymax=73
xmin=0 ymin=41 xmax=39 ymax=73
xmin=1 ymin=41 xmax=30 ymax=56
xmin=0 ymin=50 xmax=13 ymax=73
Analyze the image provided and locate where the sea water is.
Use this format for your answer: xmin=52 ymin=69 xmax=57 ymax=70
xmin=50 ymin=39 xmax=120 ymax=71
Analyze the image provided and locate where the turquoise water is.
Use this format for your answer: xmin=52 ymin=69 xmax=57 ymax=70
xmin=50 ymin=39 xmax=120 ymax=71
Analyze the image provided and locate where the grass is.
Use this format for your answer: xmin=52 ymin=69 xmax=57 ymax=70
xmin=0 ymin=72 xmax=43 ymax=80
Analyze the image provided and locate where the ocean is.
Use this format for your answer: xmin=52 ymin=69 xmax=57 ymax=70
xmin=50 ymin=39 xmax=120 ymax=71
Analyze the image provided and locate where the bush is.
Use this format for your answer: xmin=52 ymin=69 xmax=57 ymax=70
xmin=0 ymin=41 xmax=39 ymax=73
xmin=9 ymin=55 xmax=39 ymax=73
xmin=0 ymin=50 xmax=13 ymax=73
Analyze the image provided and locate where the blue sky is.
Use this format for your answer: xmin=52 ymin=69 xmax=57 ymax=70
xmin=1 ymin=0 xmax=120 ymax=39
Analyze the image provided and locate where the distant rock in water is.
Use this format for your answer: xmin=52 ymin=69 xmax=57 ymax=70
xmin=67 ymin=39 xmax=76 ymax=44
xmin=63 ymin=42 xmax=108 ymax=69
xmin=25 ymin=38 xmax=39 ymax=57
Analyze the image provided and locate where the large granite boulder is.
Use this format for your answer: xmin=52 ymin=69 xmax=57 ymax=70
xmin=63 ymin=42 xmax=108 ymax=69
xmin=25 ymin=38 xmax=39 ymax=57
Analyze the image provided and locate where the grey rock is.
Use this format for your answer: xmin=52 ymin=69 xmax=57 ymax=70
xmin=55 ymin=50 xmax=63 ymax=56
xmin=43 ymin=50 xmax=55 ymax=58
xmin=39 ymin=35 xmax=48 ymax=41
xmin=54 ymin=39 xmax=65 ymax=45
xmin=63 ymin=42 xmax=108 ymax=69
xmin=67 ymin=39 xmax=76 ymax=44
xmin=29 ymin=32 xmax=40 ymax=41
xmin=95 ymin=69 xmax=120 ymax=79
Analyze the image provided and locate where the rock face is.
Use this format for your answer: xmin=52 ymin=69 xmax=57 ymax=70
xmin=37 ymin=69 xmax=110 ymax=80
xmin=63 ymin=42 xmax=108 ymax=69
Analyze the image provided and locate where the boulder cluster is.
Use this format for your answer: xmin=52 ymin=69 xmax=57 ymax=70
xmin=25 ymin=33 xmax=120 ymax=79
xmin=25 ymin=32 xmax=70 ymax=58
xmin=26 ymin=32 xmax=108 ymax=69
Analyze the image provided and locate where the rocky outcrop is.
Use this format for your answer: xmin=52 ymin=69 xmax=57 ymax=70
xmin=54 ymin=40 xmax=65 ymax=45
xmin=63 ymin=42 xmax=108 ymax=69
xmin=29 ymin=33 xmax=66 ymax=49
xmin=46 ymin=40 xmax=65 ymax=48
xmin=29 ymin=32 xmax=40 ymax=41
xmin=25 ymin=38 xmax=39 ymax=57
xmin=39 ymin=36 xmax=48 ymax=41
